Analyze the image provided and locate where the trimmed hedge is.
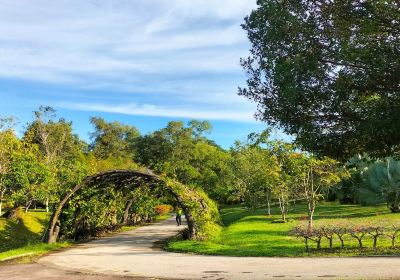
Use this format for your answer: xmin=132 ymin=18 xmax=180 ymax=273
xmin=290 ymin=221 xmax=400 ymax=251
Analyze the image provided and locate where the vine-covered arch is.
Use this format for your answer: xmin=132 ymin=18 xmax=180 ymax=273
xmin=45 ymin=169 xmax=220 ymax=243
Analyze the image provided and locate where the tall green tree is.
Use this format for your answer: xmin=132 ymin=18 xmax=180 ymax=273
xmin=240 ymin=0 xmax=400 ymax=159
xmin=231 ymin=140 xmax=279 ymax=213
xmin=0 ymin=118 xmax=19 ymax=215
xmin=293 ymin=155 xmax=347 ymax=229
xmin=6 ymin=147 xmax=50 ymax=212
xmin=90 ymin=117 xmax=140 ymax=159
xmin=24 ymin=106 xmax=85 ymax=212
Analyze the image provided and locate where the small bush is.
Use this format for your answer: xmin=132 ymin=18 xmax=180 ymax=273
xmin=290 ymin=220 xmax=400 ymax=252
xmin=154 ymin=205 xmax=173 ymax=215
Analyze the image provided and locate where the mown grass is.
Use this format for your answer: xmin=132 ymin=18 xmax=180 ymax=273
xmin=0 ymin=210 xmax=173 ymax=262
xmin=0 ymin=242 xmax=71 ymax=263
xmin=0 ymin=209 xmax=72 ymax=262
xmin=167 ymin=202 xmax=400 ymax=257
xmin=0 ymin=209 xmax=50 ymax=252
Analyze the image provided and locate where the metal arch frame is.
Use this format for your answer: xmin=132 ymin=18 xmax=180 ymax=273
xmin=45 ymin=169 xmax=196 ymax=243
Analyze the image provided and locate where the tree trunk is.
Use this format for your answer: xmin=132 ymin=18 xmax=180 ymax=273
xmin=122 ymin=199 xmax=133 ymax=225
xmin=357 ymin=238 xmax=363 ymax=248
xmin=373 ymin=237 xmax=378 ymax=249
xmin=266 ymin=191 xmax=271 ymax=216
xmin=338 ymin=236 xmax=345 ymax=248
xmin=0 ymin=188 xmax=6 ymax=216
xmin=45 ymin=197 xmax=49 ymax=213
xmin=25 ymin=200 xmax=32 ymax=213
xmin=307 ymin=201 xmax=315 ymax=232
xmin=0 ymin=191 xmax=4 ymax=216
xmin=307 ymin=212 xmax=313 ymax=232
xmin=278 ymin=196 xmax=286 ymax=222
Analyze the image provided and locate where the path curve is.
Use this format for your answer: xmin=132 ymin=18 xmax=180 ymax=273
xmin=39 ymin=217 xmax=400 ymax=280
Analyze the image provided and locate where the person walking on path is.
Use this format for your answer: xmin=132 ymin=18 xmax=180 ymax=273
xmin=176 ymin=208 xmax=182 ymax=226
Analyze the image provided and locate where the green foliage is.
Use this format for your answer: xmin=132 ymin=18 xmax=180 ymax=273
xmin=6 ymin=150 xmax=50 ymax=210
xmin=358 ymin=158 xmax=400 ymax=211
xmin=59 ymin=185 xmax=127 ymax=240
xmin=90 ymin=117 xmax=139 ymax=159
xmin=0 ymin=210 xmax=49 ymax=253
xmin=167 ymin=203 xmax=400 ymax=257
xmin=164 ymin=178 xmax=222 ymax=240
xmin=240 ymin=0 xmax=400 ymax=159
xmin=134 ymin=120 xmax=233 ymax=203
xmin=230 ymin=140 xmax=279 ymax=208
xmin=0 ymin=128 xmax=22 ymax=215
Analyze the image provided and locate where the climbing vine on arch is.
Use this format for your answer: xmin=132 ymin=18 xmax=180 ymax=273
xmin=45 ymin=170 xmax=221 ymax=243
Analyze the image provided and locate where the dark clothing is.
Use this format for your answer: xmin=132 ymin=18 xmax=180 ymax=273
xmin=176 ymin=214 xmax=182 ymax=226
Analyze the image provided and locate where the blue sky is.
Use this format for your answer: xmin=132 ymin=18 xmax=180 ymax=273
xmin=0 ymin=0 xmax=276 ymax=148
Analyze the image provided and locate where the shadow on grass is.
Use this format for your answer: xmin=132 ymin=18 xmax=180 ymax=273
xmin=0 ymin=216 xmax=43 ymax=253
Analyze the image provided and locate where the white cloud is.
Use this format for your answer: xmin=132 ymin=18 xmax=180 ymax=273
xmin=0 ymin=0 xmax=258 ymax=121
xmin=58 ymin=101 xmax=257 ymax=123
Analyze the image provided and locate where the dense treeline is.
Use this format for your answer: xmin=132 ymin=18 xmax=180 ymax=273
xmin=0 ymin=106 xmax=398 ymax=234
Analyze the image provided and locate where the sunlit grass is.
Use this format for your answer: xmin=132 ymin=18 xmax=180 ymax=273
xmin=0 ymin=242 xmax=71 ymax=263
xmin=167 ymin=202 xmax=400 ymax=256
xmin=0 ymin=209 xmax=72 ymax=262
xmin=0 ymin=210 xmax=173 ymax=262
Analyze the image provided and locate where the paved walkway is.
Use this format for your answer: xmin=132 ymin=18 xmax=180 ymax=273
xmin=34 ymin=217 xmax=400 ymax=279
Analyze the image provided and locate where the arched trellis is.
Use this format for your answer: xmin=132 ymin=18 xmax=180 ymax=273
xmin=44 ymin=169 xmax=207 ymax=244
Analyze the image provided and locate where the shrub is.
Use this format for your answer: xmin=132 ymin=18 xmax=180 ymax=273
xmin=385 ymin=221 xmax=400 ymax=248
xmin=289 ymin=226 xmax=311 ymax=251
xmin=331 ymin=223 xmax=349 ymax=248
xmin=290 ymin=220 xmax=400 ymax=252
xmin=365 ymin=223 xmax=384 ymax=250
xmin=154 ymin=204 xmax=173 ymax=215
xmin=320 ymin=225 xmax=335 ymax=249
xmin=349 ymin=224 xmax=368 ymax=248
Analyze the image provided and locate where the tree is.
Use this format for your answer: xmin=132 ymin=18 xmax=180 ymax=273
xmin=295 ymin=156 xmax=347 ymax=230
xmin=240 ymin=0 xmax=400 ymax=159
xmin=0 ymin=118 xmax=19 ymax=215
xmin=190 ymin=141 xmax=233 ymax=202
xmin=6 ymin=148 xmax=50 ymax=212
xmin=231 ymin=136 xmax=280 ymax=214
xmin=24 ymin=106 xmax=85 ymax=212
xmin=90 ymin=117 xmax=140 ymax=159
xmin=269 ymin=141 xmax=297 ymax=222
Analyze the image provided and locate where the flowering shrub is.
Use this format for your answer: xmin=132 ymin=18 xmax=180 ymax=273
xmin=154 ymin=204 xmax=173 ymax=215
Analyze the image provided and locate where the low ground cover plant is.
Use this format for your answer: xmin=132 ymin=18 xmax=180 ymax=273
xmin=290 ymin=221 xmax=400 ymax=252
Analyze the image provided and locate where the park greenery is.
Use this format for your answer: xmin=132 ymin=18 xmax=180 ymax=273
xmin=167 ymin=203 xmax=400 ymax=257
xmin=240 ymin=0 xmax=400 ymax=160
xmin=1 ymin=106 xmax=399 ymax=258
xmin=1 ymin=0 xmax=400 ymax=260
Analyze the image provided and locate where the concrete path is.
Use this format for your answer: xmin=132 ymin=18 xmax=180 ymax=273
xmin=38 ymin=217 xmax=400 ymax=280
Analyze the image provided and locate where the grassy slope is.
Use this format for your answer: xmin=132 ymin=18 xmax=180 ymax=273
xmin=167 ymin=202 xmax=400 ymax=257
xmin=0 ymin=211 xmax=172 ymax=262
xmin=0 ymin=210 xmax=69 ymax=262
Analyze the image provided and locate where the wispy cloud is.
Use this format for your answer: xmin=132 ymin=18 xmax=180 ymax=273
xmin=58 ymin=102 xmax=257 ymax=123
xmin=0 ymin=0 xmax=259 ymax=127
xmin=0 ymin=0 xmax=255 ymax=81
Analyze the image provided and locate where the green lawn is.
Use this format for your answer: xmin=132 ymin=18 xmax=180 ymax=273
xmin=167 ymin=202 xmax=400 ymax=257
xmin=0 ymin=210 xmax=173 ymax=262
xmin=0 ymin=209 xmax=71 ymax=262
